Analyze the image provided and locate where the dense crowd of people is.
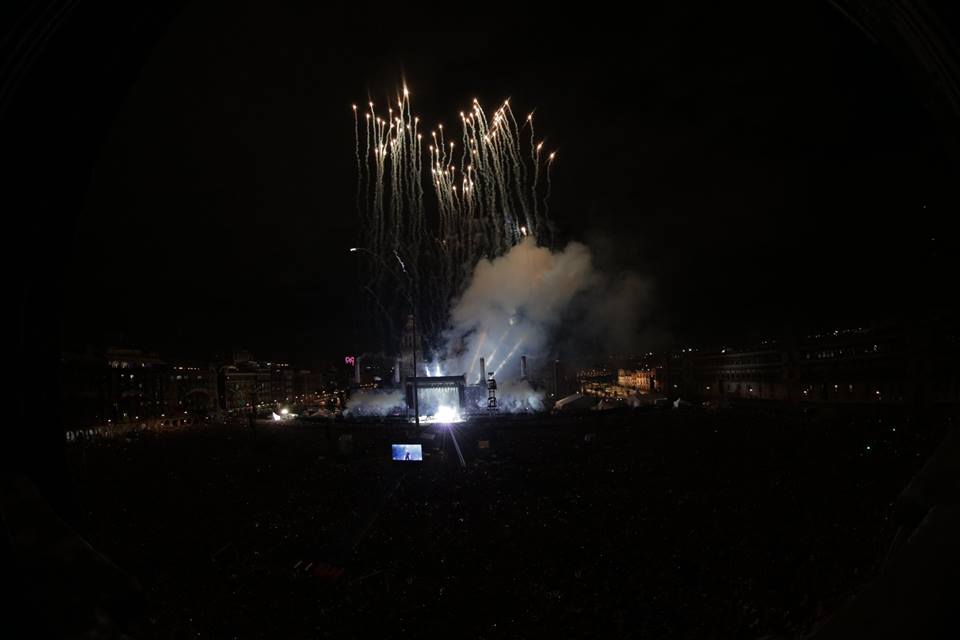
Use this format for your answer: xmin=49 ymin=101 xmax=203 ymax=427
xmin=65 ymin=405 xmax=949 ymax=637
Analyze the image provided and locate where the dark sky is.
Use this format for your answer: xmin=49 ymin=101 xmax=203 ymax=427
xmin=60 ymin=3 xmax=960 ymax=364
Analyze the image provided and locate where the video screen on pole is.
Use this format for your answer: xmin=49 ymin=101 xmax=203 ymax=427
xmin=391 ymin=444 xmax=423 ymax=461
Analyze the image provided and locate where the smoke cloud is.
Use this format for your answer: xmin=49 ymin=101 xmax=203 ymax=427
xmin=485 ymin=379 xmax=545 ymax=413
xmin=345 ymin=389 xmax=404 ymax=416
xmin=439 ymin=236 xmax=652 ymax=387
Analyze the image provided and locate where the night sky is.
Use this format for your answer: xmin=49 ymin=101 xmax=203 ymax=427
xmin=58 ymin=3 xmax=959 ymax=364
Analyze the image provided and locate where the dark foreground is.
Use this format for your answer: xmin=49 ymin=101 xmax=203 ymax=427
xmin=58 ymin=408 xmax=947 ymax=638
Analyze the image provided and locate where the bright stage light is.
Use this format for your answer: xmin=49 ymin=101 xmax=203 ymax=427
xmin=417 ymin=405 xmax=463 ymax=424
xmin=434 ymin=405 xmax=459 ymax=422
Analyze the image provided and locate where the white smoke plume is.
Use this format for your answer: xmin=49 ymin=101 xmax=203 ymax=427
xmin=440 ymin=237 xmax=605 ymax=386
xmin=345 ymin=389 xmax=405 ymax=416
xmin=485 ymin=379 xmax=545 ymax=413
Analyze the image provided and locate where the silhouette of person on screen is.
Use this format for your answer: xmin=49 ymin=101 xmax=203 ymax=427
xmin=404 ymin=450 xmax=411 ymax=460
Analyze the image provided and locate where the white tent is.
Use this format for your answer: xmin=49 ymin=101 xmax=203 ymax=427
xmin=553 ymin=393 xmax=598 ymax=412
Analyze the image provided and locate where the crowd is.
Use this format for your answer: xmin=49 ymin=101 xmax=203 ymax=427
xmin=65 ymin=406 xmax=949 ymax=638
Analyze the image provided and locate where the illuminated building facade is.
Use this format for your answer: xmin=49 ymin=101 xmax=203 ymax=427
xmin=617 ymin=368 xmax=659 ymax=393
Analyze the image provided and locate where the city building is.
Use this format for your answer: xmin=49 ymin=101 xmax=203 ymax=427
xmin=294 ymin=369 xmax=327 ymax=397
xmin=218 ymin=362 xmax=270 ymax=410
xmin=268 ymin=362 xmax=295 ymax=403
xmin=617 ymin=368 xmax=660 ymax=393
xmin=577 ymin=320 xmax=960 ymax=408
xmin=166 ymin=364 xmax=218 ymax=413
xmin=61 ymin=347 xmax=213 ymax=429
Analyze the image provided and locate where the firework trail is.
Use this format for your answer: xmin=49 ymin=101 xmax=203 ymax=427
xmin=353 ymin=85 xmax=557 ymax=350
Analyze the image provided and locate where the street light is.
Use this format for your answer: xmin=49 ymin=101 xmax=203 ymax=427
xmin=349 ymin=246 xmax=420 ymax=426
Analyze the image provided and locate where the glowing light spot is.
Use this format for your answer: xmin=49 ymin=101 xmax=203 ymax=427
xmin=434 ymin=405 xmax=460 ymax=423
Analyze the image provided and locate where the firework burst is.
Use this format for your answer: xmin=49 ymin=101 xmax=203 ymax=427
xmin=353 ymin=85 xmax=557 ymax=348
